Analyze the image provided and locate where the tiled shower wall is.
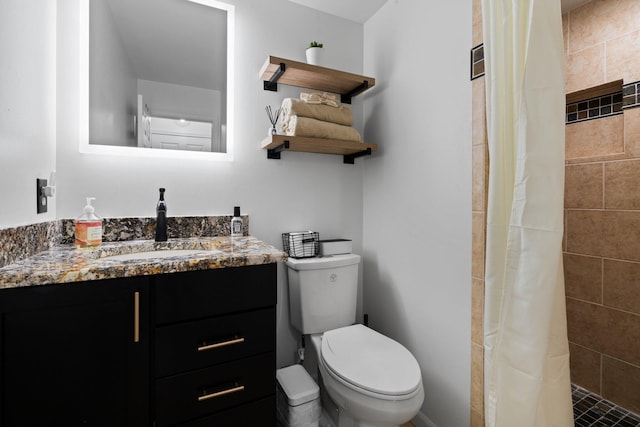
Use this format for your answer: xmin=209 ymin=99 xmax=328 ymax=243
xmin=471 ymin=1 xmax=640 ymax=426
xmin=563 ymin=0 xmax=640 ymax=415
xmin=470 ymin=0 xmax=486 ymax=426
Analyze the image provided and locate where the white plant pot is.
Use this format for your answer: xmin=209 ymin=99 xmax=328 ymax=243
xmin=305 ymin=47 xmax=323 ymax=66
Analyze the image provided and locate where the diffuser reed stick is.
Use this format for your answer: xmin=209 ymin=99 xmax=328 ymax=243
xmin=266 ymin=105 xmax=281 ymax=135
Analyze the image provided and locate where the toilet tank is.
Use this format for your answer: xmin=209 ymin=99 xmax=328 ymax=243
xmin=286 ymin=254 xmax=360 ymax=335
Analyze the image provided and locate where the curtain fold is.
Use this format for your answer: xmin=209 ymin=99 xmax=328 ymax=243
xmin=481 ymin=0 xmax=574 ymax=426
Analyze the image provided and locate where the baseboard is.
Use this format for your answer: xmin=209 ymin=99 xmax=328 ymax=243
xmin=412 ymin=411 xmax=438 ymax=427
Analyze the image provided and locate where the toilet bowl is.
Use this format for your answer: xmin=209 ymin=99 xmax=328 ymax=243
xmin=309 ymin=325 xmax=424 ymax=427
xmin=286 ymin=254 xmax=424 ymax=426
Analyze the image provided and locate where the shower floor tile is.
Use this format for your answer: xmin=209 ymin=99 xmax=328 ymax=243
xmin=573 ymin=384 xmax=640 ymax=427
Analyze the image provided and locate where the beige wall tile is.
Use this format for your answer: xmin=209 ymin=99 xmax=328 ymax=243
xmin=472 ymin=144 xmax=486 ymax=212
xmin=569 ymin=342 xmax=602 ymax=394
xmin=602 ymin=356 xmax=640 ymax=413
xmin=565 ymin=163 xmax=604 ymax=209
xmin=564 ymin=254 xmax=603 ymax=303
xmin=566 ymin=298 xmax=640 ymax=366
xmin=563 ymin=210 xmax=567 ymax=252
xmin=566 ymin=210 xmax=605 ymax=257
xmin=567 ymin=298 xmax=599 ymax=356
xmin=567 ymin=210 xmax=640 ymax=261
xmin=472 ymin=0 xmax=483 ymax=48
xmin=471 ymin=278 xmax=484 ymax=346
xmin=603 ymin=210 xmax=640 ymax=262
xmin=471 ymin=343 xmax=484 ymax=412
xmin=565 ymin=115 xmax=625 ymax=160
xmin=562 ymin=12 xmax=569 ymax=54
xmin=624 ymin=108 xmax=640 ymax=158
xmin=566 ymin=153 xmax=628 ymax=165
xmin=566 ymin=1 xmax=598 ymax=54
xmin=605 ymin=160 xmax=640 ymax=209
xmin=568 ymin=0 xmax=640 ymax=54
xmin=471 ymin=407 xmax=484 ymax=427
xmin=472 ymin=78 xmax=486 ymax=147
xmin=603 ymin=259 xmax=640 ymax=314
xmin=606 ymin=30 xmax=640 ymax=83
xmin=472 ymin=212 xmax=485 ymax=279
xmin=565 ymin=44 xmax=605 ymax=93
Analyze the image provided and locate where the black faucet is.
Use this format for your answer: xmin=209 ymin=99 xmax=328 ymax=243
xmin=155 ymin=188 xmax=167 ymax=242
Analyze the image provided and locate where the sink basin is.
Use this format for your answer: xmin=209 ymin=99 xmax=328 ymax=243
xmin=103 ymin=249 xmax=207 ymax=261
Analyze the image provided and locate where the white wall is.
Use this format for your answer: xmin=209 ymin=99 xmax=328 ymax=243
xmin=89 ymin=0 xmax=137 ymax=147
xmin=2 ymin=2 xmax=474 ymax=425
xmin=56 ymin=0 xmax=365 ymax=369
xmin=362 ymin=2 xmax=472 ymax=427
xmin=89 ymin=1 xmax=138 ymax=147
xmin=138 ymin=80 xmax=222 ymax=151
xmin=0 ymin=0 xmax=57 ymax=227
xmin=138 ymin=79 xmax=220 ymax=124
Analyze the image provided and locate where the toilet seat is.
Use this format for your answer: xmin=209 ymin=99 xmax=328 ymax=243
xmin=320 ymin=324 xmax=421 ymax=398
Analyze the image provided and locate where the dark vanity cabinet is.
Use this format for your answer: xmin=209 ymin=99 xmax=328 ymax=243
xmin=0 ymin=277 xmax=150 ymax=426
xmin=153 ymin=264 xmax=277 ymax=426
xmin=0 ymin=263 xmax=277 ymax=426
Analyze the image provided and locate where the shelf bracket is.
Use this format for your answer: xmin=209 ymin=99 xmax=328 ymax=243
xmin=263 ymin=63 xmax=286 ymax=92
xmin=267 ymin=140 xmax=290 ymax=159
xmin=341 ymin=81 xmax=370 ymax=104
xmin=343 ymin=148 xmax=372 ymax=164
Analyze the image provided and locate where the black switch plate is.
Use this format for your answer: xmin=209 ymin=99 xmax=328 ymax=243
xmin=36 ymin=178 xmax=47 ymax=214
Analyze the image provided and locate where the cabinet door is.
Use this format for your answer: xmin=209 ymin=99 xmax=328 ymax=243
xmin=0 ymin=278 xmax=149 ymax=426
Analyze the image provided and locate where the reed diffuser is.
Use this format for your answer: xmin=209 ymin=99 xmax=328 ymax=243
xmin=265 ymin=105 xmax=281 ymax=136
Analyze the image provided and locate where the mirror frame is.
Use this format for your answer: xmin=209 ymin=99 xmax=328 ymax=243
xmin=79 ymin=0 xmax=235 ymax=161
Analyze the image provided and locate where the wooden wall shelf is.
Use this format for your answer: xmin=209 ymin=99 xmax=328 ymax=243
xmin=259 ymin=56 xmax=375 ymax=104
xmin=261 ymin=135 xmax=377 ymax=164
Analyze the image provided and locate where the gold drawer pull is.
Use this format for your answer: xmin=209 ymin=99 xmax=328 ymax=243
xmin=133 ymin=292 xmax=140 ymax=343
xmin=198 ymin=337 xmax=245 ymax=352
xmin=198 ymin=385 xmax=245 ymax=402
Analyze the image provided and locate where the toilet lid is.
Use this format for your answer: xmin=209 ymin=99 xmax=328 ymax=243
xmin=321 ymin=324 xmax=421 ymax=396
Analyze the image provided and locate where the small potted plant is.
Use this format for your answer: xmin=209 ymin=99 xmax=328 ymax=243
xmin=305 ymin=41 xmax=323 ymax=65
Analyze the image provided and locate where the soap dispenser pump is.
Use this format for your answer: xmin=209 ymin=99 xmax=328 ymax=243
xmin=75 ymin=197 xmax=102 ymax=249
xmin=155 ymin=188 xmax=167 ymax=242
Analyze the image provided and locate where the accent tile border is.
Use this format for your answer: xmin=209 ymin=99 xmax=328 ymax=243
xmin=471 ymin=44 xmax=485 ymax=80
xmin=566 ymin=81 xmax=640 ymax=125
xmin=566 ymin=92 xmax=623 ymax=124
xmin=623 ymin=81 xmax=640 ymax=110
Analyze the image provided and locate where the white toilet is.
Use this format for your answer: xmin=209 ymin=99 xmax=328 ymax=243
xmin=286 ymin=254 xmax=424 ymax=427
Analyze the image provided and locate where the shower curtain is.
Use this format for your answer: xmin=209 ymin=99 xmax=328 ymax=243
xmin=481 ymin=0 xmax=574 ymax=426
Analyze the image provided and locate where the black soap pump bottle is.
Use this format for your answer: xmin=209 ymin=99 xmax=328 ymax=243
xmin=155 ymin=188 xmax=168 ymax=242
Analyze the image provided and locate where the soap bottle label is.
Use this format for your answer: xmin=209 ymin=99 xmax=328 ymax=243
xmin=75 ymin=221 xmax=103 ymax=248
xmin=231 ymin=219 xmax=242 ymax=236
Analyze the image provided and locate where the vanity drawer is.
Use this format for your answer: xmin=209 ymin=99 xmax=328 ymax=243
xmin=154 ymin=264 xmax=276 ymax=324
xmin=155 ymin=307 xmax=275 ymax=377
xmin=155 ymin=352 xmax=275 ymax=427
xmin=176 ymin=395 xmax=275 ymax=427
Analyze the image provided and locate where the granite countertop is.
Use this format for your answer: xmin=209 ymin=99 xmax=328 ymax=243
xmin=0 ymin=236 xmax=287 ymax=289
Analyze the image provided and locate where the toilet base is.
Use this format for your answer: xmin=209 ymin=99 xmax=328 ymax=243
xmin=318 ymin=367 xmax=413 ymax=427
xmin=304 ymin=333 xmax=422 ymax=427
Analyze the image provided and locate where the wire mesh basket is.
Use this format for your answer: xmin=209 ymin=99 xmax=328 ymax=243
xmin=282 ymin=231 xmax=319 ymax=258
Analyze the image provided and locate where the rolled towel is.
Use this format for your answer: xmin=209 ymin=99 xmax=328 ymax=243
xmin=282 ymin=115 xmax=361 ymax=142
xmin=281 ymin=98 xmax=353 ymax=127
xmin=300 ymin=92 xmax=340 ymax=107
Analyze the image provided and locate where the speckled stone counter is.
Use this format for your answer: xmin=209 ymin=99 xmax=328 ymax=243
xmin=0 ymin=236 xmax=287 ymax=289
xmin=0 ymin=215 xmax=249 ymax=268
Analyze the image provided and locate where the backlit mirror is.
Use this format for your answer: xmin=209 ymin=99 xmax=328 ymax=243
xmin=80 ymin=0 xmax=234 ymax=160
